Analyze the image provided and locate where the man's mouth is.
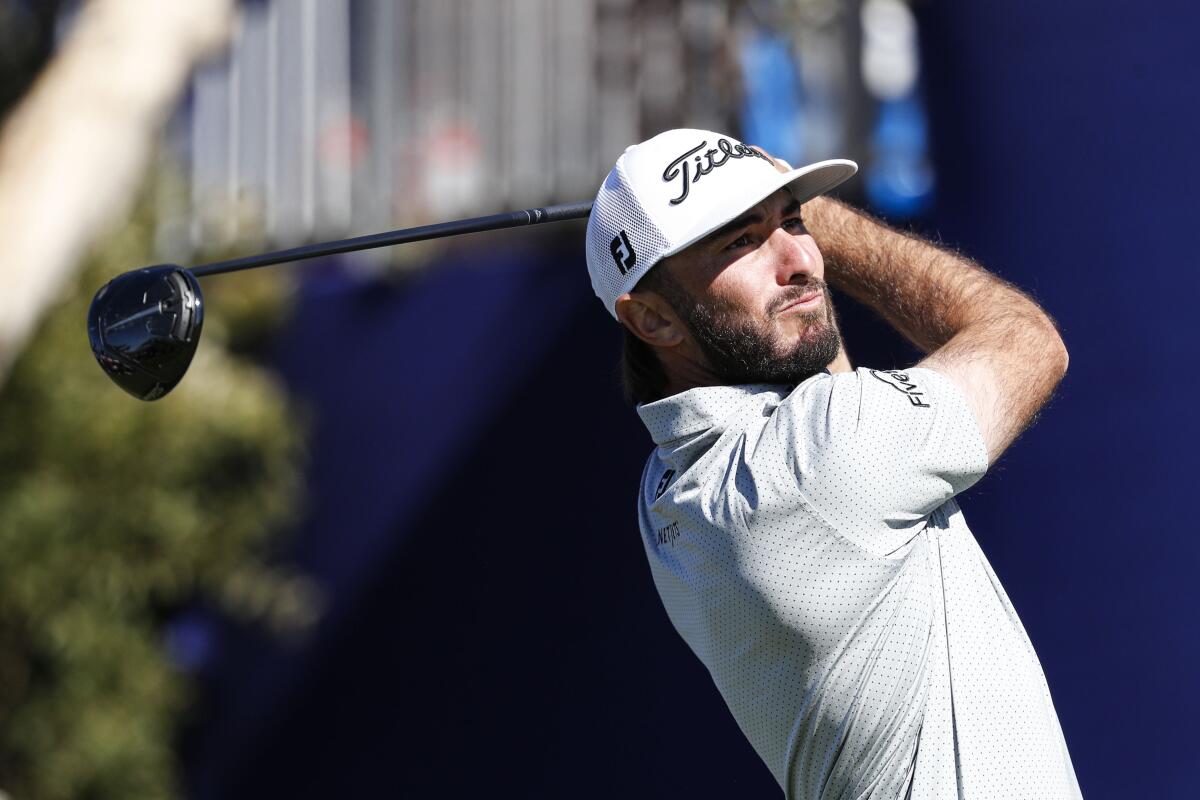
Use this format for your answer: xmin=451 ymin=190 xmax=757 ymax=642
xmin=775 ymin=290 xmax=823 ymax=316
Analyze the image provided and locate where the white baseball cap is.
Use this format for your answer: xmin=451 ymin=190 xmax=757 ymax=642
xmin=585 ymin=128 xmax=858 ymax=319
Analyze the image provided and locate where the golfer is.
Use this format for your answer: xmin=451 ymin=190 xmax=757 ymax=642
xmin=586 ymin=128 xmax=1081 ymax=799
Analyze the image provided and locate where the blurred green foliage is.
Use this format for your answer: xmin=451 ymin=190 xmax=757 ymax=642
xmin=0 ymin=189 xmax=306 ymax=799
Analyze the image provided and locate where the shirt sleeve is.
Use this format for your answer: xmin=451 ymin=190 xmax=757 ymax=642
xmin=769 ymin=366 xmax=989 ymax=555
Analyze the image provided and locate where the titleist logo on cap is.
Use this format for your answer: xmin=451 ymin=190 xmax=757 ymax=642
xmin=662 ymin=138 xmax=773 ymax=206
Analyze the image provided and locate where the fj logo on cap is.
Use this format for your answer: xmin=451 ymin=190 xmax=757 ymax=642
xmin=662 ymin=138 xmax=773 ymax=206
xmin=610 ymin=230 xmax=637 ymax=274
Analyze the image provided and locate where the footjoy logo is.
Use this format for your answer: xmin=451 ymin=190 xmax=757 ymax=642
xmin=662 ymin=138 xmax=773 ymax=206
xmin=610 ymin=230 xmax=637 ymax=274
xmin=654 ymin=469 xmax=676 ymax=500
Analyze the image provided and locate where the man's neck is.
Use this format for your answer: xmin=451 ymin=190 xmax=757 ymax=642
xmin=659 ymin=348 xmax=720 ymax=398
xmin=828 ymin=344 xmax=854 ymax=373
xmin=660 ymin=344 xmax=854 ymax=398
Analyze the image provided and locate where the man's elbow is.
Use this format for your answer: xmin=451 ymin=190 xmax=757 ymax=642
xmin=1038 ymin=316 xmax=1069 ymax=382
xmin=1056 ymin=337 xmax=1069 ymax=377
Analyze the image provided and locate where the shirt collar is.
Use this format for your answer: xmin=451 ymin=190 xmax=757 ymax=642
xmin=637 ymin=370 xmax=834 ymax=445
xmin=637 ymin=384 xmax=774 ymax=445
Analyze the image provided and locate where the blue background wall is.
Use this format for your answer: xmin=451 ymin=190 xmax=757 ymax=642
xmin=918 ymin=2 xmax=1200 ymax=796
xmin=184 ymin=2 xmax=1199 ymax=796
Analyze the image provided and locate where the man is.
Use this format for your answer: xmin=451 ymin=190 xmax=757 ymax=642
xmin=584 ymin=128 xmax=1081 ymax=799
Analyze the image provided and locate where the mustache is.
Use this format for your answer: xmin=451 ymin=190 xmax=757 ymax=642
xmin=767 ymin=277 xmax=829 ymax=317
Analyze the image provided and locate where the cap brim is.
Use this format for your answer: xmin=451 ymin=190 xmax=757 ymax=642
xmin=660 ymin=159 xmax=858 ymax=261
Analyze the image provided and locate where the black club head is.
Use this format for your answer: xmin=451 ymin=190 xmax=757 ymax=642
xmin=87 ymin=265 xmax=204 ymax=401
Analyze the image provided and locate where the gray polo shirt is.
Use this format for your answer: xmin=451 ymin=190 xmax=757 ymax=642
xmin=637 ymin=367 xmax=1081 ymax=799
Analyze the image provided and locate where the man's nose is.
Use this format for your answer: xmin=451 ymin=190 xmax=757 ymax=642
xmin=768 ymin=228 xmax=818 ymax=285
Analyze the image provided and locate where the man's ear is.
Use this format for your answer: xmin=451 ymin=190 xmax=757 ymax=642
xmin=615 ymin=292 xmax=685 ymax=348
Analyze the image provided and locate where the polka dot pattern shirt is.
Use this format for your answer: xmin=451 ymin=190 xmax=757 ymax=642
xmin=636 ymin=367 xmax=1082 ymax=799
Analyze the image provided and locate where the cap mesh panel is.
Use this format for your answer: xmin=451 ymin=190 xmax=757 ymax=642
xmin=585 ymin=161 xmax=670 ymax=318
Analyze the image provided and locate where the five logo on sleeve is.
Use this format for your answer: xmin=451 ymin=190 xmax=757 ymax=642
xmin=870 ymin=370 xmax=931 ymax=408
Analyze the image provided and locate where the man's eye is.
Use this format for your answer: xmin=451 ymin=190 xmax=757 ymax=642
xmin=783 ymin=217 xmax=806 ymax=232
xmin=725 ymin=234 xmax=752 ymax=251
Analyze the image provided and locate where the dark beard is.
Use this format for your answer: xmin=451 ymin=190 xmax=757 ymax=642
xmin=660 ymin=276 xmax=843 ymax=387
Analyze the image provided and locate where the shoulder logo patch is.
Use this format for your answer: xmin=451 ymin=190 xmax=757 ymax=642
xmin=654 ymin=469 xmax=676 ymax=500
xmin=870 ymin=369 xmax=931 ymax=408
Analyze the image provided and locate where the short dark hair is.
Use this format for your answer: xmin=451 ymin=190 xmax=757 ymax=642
xmin=620 ymin=264 xmax=677 ymax=405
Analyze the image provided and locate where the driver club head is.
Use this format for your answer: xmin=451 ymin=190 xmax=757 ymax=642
xmin=87 ymin=265 xmax=204 ymax=401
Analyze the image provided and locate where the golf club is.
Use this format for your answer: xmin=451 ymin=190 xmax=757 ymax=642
xmin=87 ymin=201 xmax=594 ymax=401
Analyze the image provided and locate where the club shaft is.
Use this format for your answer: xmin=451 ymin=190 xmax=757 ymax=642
xmin=190 ymin=201 xmax=594 ymax=278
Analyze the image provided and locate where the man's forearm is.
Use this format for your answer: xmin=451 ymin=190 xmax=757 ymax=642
xmin=804 ymin=195 xmax=1068 ymax=459
xmin=805 ymin=196 xmax=1057 ymax=354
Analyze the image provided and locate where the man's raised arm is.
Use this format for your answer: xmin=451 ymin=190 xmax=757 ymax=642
xmin=803 ymin=196 xmax=1068 ymax=464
